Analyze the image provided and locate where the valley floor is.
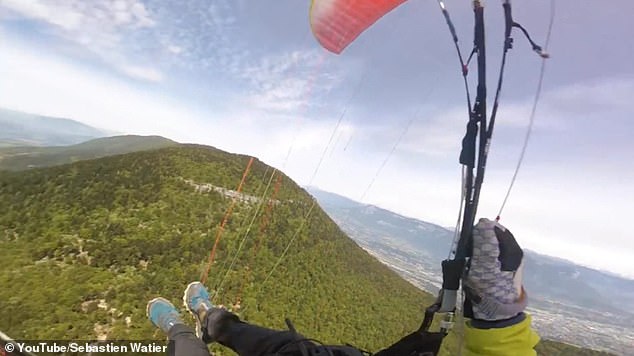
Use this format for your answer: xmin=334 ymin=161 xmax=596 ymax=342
xmin=356 ymin=238 xmax=632 ymax=355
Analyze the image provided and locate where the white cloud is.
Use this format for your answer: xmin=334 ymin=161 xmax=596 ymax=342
xmin=546 ymin=78 xmax=634 ymax=114
xmin=0 ymin=0 xmax=83 ymax=30
xmin=0 ymin=44 xmax=194 ymax=137
xmin=239 ymin=49 xmax=341 ymax=113
xmin=398 ymin=106 xmax=466 ymax=157
xmin=0 ymin=0 xmax=162 ymax=82
xmin=1 ymin=0 xmax=155 ymax=30
xmin=359 ymin=76 xmax=634 ymax=161
xmin=166 ymin=44 xmax=183 ymax=55
xmin=119 ymin=64 xmax=164 ymax=82
xmin=148 ymin=0 xmax=247 ymax=76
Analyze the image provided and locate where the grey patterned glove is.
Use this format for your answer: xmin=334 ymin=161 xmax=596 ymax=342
xmin=463 ymin=218 xmax=527 ymax=322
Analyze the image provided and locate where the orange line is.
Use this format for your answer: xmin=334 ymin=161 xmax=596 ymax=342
xmin=201 ymin=157 xmax=255 ymax=284
xmin=235 ymin=173 xmax=284 ymax=303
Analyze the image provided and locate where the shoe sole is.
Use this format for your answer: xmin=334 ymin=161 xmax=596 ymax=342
xmin=183 ymin=281 xmax=204 ymax=338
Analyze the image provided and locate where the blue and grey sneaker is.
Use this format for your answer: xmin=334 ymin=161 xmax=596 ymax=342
xmin=183 ymin=281 xmax=214 ymax=338
xmin=146 ymin=297 xmax=184 ymax=334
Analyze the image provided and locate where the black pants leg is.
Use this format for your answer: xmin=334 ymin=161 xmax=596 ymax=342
xmin=167 ymin=323 xmax=211 ymax=356
xmin=203 ymin=308 xmax=310 ymax=356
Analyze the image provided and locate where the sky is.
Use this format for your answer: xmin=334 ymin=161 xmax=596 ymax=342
xmin=1 ymin=0 xmax=633 ymax=278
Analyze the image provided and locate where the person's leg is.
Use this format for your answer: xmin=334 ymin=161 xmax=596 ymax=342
xmin=147 ymin=297 xmax=210 ymax=356
xmin=183 ymin=282 xmax=311 ymax=356
xmin=372 ymin=330 xmax=445 ymax=356
xmin=203 ymin=307 xmax=302 ymax=356
xmin=167 ymin=323 xmax=211 ymax=356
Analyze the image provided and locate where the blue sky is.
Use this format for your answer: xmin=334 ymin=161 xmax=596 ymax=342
xmin=1 ymin=0 xmax=633 ymax=278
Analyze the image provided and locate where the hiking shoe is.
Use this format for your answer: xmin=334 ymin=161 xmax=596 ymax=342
xmin=464 ymin=218 xmax=527 ymax=321
xmin=146 ymin=297 xmax=183 ymax=333
xmin=183 ymin=281 xmax=214 ymax=338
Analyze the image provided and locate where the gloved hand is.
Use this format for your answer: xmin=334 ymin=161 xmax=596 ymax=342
xmin=463 ymin=218 xmax=527 ymax=323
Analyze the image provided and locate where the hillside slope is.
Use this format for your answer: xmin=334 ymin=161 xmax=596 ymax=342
xmin=0 ymin=135 xmax=177 ymax=171
xmin=0 ymin=145 xmax=436 ymax=353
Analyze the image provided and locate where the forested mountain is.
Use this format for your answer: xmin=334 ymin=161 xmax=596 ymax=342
xmin=0 ymin=145 xmax=436 ymax=354
xmin=0 ymin=108 xmax=107 ymax=147
xmin=0 ymin=145 xmax=610 ymax=355
xmin=0 ymin=135 xmax=177 ymax=171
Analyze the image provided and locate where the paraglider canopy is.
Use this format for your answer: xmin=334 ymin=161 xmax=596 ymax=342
xmin=310 ymin=0 xmax=407 ymax=54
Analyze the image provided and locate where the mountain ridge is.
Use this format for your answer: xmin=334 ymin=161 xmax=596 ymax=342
xmin=0 ymin=135 xmax=177 ymax=171
xmin=0 ymin=108 xmax=109 ymax=147
xmin=307 ymin=186 xmax=633 ymax=281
